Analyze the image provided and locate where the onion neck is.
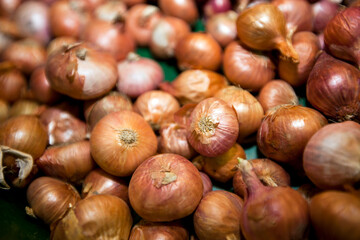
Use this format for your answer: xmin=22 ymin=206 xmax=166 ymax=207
xmin=237 ymin=158 xmax=264 ymax=197
xmin=275 ymin=38 xmax=299 ymax=63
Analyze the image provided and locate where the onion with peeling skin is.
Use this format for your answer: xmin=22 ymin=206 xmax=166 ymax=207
xmin=94 ymin=0 xmax=127 ymax=22
xmin=46 ymin=36 xmax=77 ymax=56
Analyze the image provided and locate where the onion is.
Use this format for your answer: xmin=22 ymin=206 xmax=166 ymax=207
xmin=278 ymin=31 xmax=321 ymax=87
xmin=37 ymin=140 xmax=96 ymax=185
xmin=125 ymin=4 xmax=162 ymax=47
xmin=123 ymin=0 xmax=145 ymax=7
xmin=272 ymin=0 xmax=313 ymax=38
xmin=94 ymin=0 xmax=127 ymax=22
xmin=46 ymin=36 xmax=77 ymax=56
xmin=205 ymin=11 xmax=238 ymax=47
xmin=0 ymin=62 xmax=27 ymax=102
xmin=159 ymin=69 xmax=228 ymax=105
xmin=238 ymin=159 xmax=310 ymax=240
xmin=193 ymin=143 xmax=246 ymax=183
xmin=149 ymin=16 xmax=191 ymax=59
xmin=223 ymin=41 xmax=275 ymax=91
xmin=324 ymin=6 xmax=360 ymax=67
xmin=40 ymin=107 xmax=87 ymax=145
xmin=215 ymin=86 xmax=264 ymax=141
xmin=1 ymin=38 xmax=46 ymax=74
xmin=303 ymin=121 xmax=360 ymax=189
xmin=258 ymin=80 xmax=299 ymax=113
xmin=257 ymin=105 xmax=327 ymax=168
xmin=116 ymin=52 xmax=164 ymax=98
xmin=175 ymin=32 xmax=222 ymax=71
xmin=0 ymin=18 xmax=22 ymax=54
xmin=173 ymin=103 xmax=197 ymax=126
xmin=306 ymin=52 xmax=360 ymax=122
xmin=187 ymin=97 xmax=239 ymax=157
xmin=8 ymin=100 xmax=45 ymax=118
xmin=52 ymin=194 xmax=133 ymax=240
xmin=26 ymin=176 xmax=80 ymax=225
xmin=0 ymin=99 xmax=8 ymax=122
xmin=81 ymin=19 xmax=136 ymax=61
xmin=204 ymin=0 xmax=232 ymax=18
xmin=297 ymin=183 xmax=322 ymax=203
xmin=0 ymin=0 xmax=21 ymax=17
xmin=158 ymin=122 xmax=197 ymax=159
xmin=14 ymin=1 xmax=51 ymax=45
xmin=233 ymin=158 xmax=291 ymax=198
xmin=45 ymin=42 xmax=118 ymax=100
xmin=82 ymin=168 xmax=129 ymax=204
xmin=129 ymin=220 xmax=189 ymax=240
xmin=128 ymin=153 xmax=203 ymax=222
xmin=134 ymin=90 xmax=180 ymax=131
xmin=199 ymin=171 xmax=213 ymax=196
xmin=194 ymin=190 xmax=243 ymax=240
xmin=90 ymin=111 xmax=157 ymax=177
xmin=312 ymin=0 xmax=340 ymax=33
xmin=158 ymin=0 xmax=199 ymax=24
xmin=310 ymin=190 xmax=360 ymax=240
xmin=236 ymin=3 xmax=299 ymax=62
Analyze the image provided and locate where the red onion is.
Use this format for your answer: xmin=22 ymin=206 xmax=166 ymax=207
xmin=116 ymin=52 xmax=164 ymax=98
xmin=312 ymin=0 xmax=340 ymax=33
xmin=158 ymin=0 xmax=199 ymax=24
xmin=205 ymin=11 xmax=238 ymax=47
xmin=204 ymin=0 xmax=232 ymax=18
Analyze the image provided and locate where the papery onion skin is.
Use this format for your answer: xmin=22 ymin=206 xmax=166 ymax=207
xmin=82 ymin=168 xmax=129 ymax=204
xmin=52 ymin=194 xmax=133 ymax=240
xmin=199 ymin=171 xmax=213 ymax=196
xmin=233 ymin=158 xmax=291 ymax=198
xmin=125 ymin=4 xmax=162 ymax=47
xmin=158 ymin=0 xmax=198 ymax=24
xmin=205 ymin=11 xmax=238 ymax=47
xmin=128 ymin=153 xmax=203 ymax=222
xmin=160 ymin=69 xmax=228 ymax=105
xmin=306 ymin=52 xmax=360 ymax=122
xmin=303 ymin=121 xmax=360 ymax=189
xmin=26 ymin=176 xmax=80 ymax=225
xmin=37 ymin=140 xmax=96 ymax=184
xmin=223 ymin=41 xmax=275 ymax=92
xmin=187 ymin=97 xmax=239 ymax=157
xmin=215 ymin=86 xmax=264 ymax=141
xmin=134 ymin=90 xmax=180 ymax=131
xmin=45 ymin=42 xmax=118 ymax=100
xmin=173 ymin=103 xmax=197 ymax=127
xmin=278 ymin=31 xmax=321 ymax=87
xmin=193 ymin=143 xmax=246 ymax=183
xmin=312 ymin=0 xmax=340 ymax=33
xmin=0 ymin=62 xmax=27 ymax=103
xmin=175 ymin=32 xmax=222 ymax=71
xmin=90 ymin=111 xmax=157 ymax=177
xmin=129 ymin=220 xmax=189 ymax=240
xmin=258 ymin=80 xmax=299 ymax=113
xmin=194 ymin=190 xmax=243 ymax=240
xmin=46 ymin=36 xmax=77 ymax=56
xmin=94 ymin=1 xmax=127 ymax=22
xmin=257 ymin=105 xmax=328 ymax=167
xmin=310 ymin=191 xmax=360 ymax=240
xmin=324 ymin=6 xmax=360 ymax=67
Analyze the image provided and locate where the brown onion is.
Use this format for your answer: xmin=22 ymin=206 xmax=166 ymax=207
xmin=173 ymin=103 xmax=197 ymax=127
xmin=149 ymin=16 xmax=191 ymax=59
xmin=86 ymin=92 xmax=133 ymax=131
xmin=194 ymin=190 xmax=243 ymax=240
xmin=0 ymin=62 xmax=26 ymax=102
xmin=278 ymin=31 xmax=321 ymax=87
xmin=306 ymin=52 xmax=360 ymax=122
xmin=52 ymin=194 xmax=132 ymax=240
xmin=116 ymin=52 xmax=164 ymax=98
xmin=303 ymin=121 xmax=360 ymax=189
xmin=223 ymin=41 xmax=275 ymax=91
xmin=0 ymin=18 xmax=22 ymax=54
xmin=94 ymin=1 xmax=127 ymax=22
xmin=0 ymin=99 xmax=8 ymax=122
xmin=205 ymin=11 xmax=238 ymax=47
xmin=81 ymin=19 xmax=136 ymax=61
xmin=45 ymin=42 xmax=118 ymax=100
xmin=129 ymin=220 xmax=189 ymax=240
xmin=233 ymin=158 xmax=291 ymax=198
xmin=324 ymin=6 xmax=360 ymax=67
xmin=158 ymin=122 xmax=196 ymax=159
xmin=26 ymin=176 xmax=80 ymax=225
xmin=199 ymin=171 xmax=213 ymax=196
xmin=123 ymin=0 xmax=145 ymax=7
xmin=236 ymin=3 xmax=298 ymax=62
xmin=238 ymin=159 xmax=310 ymax=240
xmin=215 ymin=86 xmax=264 ymax=141
xmin=46 ymin=36 xmax=77 ymax=56
xmin=128 ymin=153 xmax=203 ymax=222
xmin=82 ymin=168 xmax=129 ymax=204
xmin=187 ymin=97 xmax=239 ymax=157
xmin=37 ymin=140 xmax=96 ymax=184
xmin=193 ymin=143 xmax=246 ymax=183
xmin=297 ymin=183 xmax=322 ymax=203
xmin=160 ymin=69 xmax=228 ymax=105
xmin=125 ymin=4 xmax=162 ymax=47
xmin=1 ymin=38 xmax=46 ymax=74
xmin=312 ymin=0 xmax=340 ymax=33
xmin=257 ymin=105 xmax=327 ymax=168
xmin=159 ymin=0 xmax=198 ymax=24
xmin=0 ymin=0 xmax=21 ymax=17
xmin=40 ymin=107 xmax=87 ymax=145
xmin=134 ymin=90 xmax=180 ymax=131
xmin=310 ymin=190 xmax=360 ymax=240
xmin=90 ymin=111 xmax=157 ymax=177
xmin=258 ymin=79 xmax=299 ymax=113
xmin=8 ymin=100 xmax=45 ymax=117
xmin=175 ymin=32 xmax=222 ymax=71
